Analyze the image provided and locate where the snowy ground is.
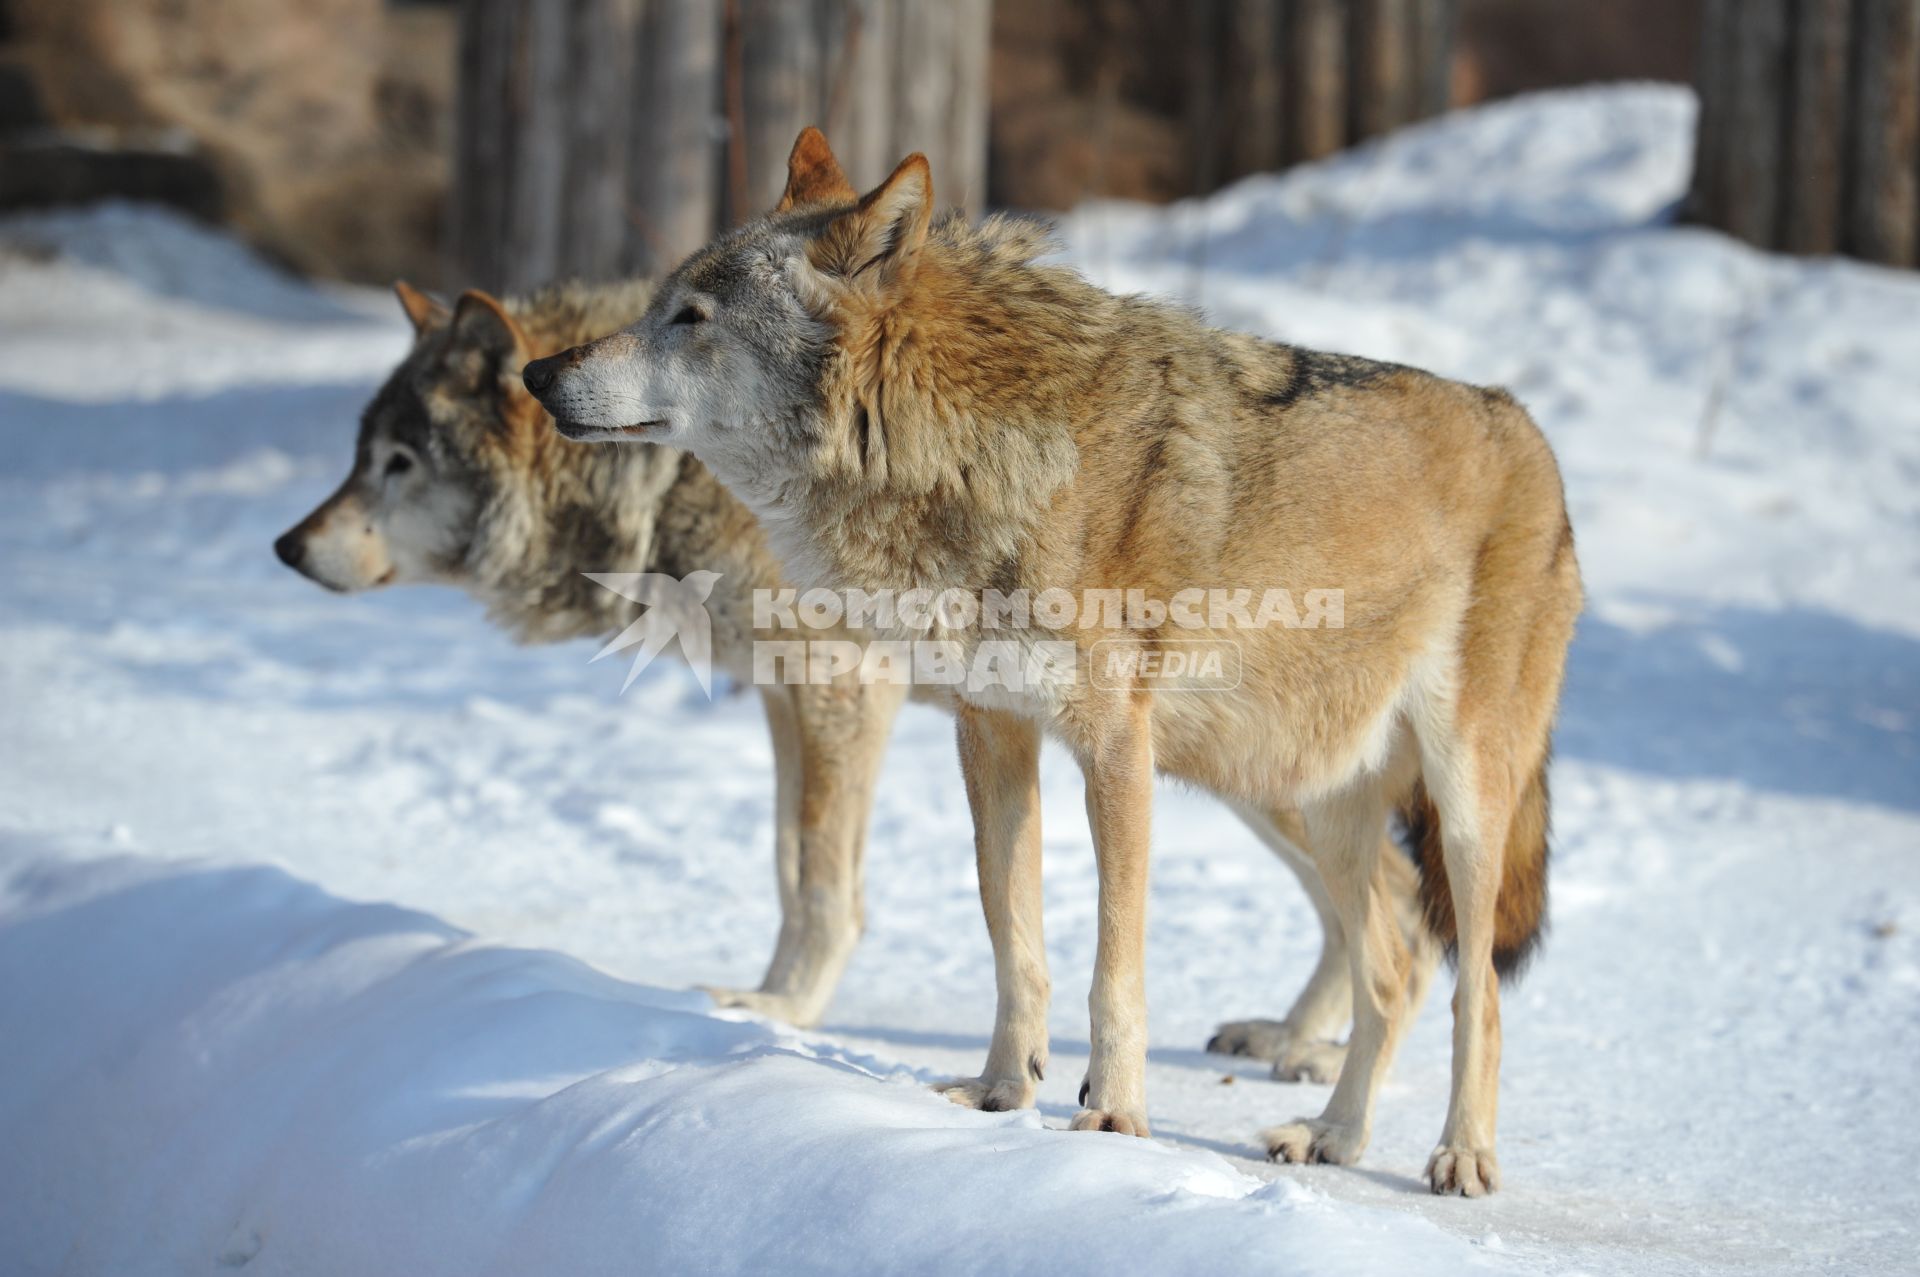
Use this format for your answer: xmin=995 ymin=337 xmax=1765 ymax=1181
xmin=3 ymin=86 xmax=1917 ymax=1275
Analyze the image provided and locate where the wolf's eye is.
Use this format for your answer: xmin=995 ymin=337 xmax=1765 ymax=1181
xmin=384 ymin=451 xmax=415 ymax=478
xmin=671 ymin=305 xmax=705 ymax=326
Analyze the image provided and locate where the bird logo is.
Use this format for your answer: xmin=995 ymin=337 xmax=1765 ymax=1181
xmin=581 ymin=570 xmax=723 ymax=696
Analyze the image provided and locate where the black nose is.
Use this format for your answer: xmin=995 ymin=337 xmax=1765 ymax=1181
xmin=274 ymin=530 xmax=306 ymax=570
xmin=522 ymin=357 xmax=557 ymax=395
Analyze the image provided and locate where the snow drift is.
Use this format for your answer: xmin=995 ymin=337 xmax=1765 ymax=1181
xmin=0 ymin=847 xmax=1477 ymax=1276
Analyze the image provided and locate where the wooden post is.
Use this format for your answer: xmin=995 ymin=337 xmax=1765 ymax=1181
xmin=1411 ymin=0 xmax=1457 ymax=119
xmin=890 ymin=0 xmax=991 ymax=216
xmin=738 ymin=0 xmax=821 ymax=220
xmin=1782 ymin=0 xmax=1853 ymax=256
xmin=451 ymin=0 xmax=987 ymax=291
xmin=1350 ymin=0 xmax=1414 ymax=142
xmin=561 ymin=0 xmax=642 ymax=282
xmin=1722 ymin=0 xmax=1789 ymax=249
xmin=1691 ymin=0 xmax=1920 ymax=266
xmin=1187 ymin=0 xmax=1227 ymax=193
xmin=1223 ymin=0 xmax=1288 ymax=181
xmin=450 ymin=0 xmax=520 ymax=292
xmin=818 ymin=0 xmax=893 ymax=188
xmin=1689 ymin=0 xmax=1732 ymax=231
xmin=724 ymin=0 xmax=988 ymax=222
xmin=626 ymin=0 xmax=721 ymax=277
xmin=1286 ymin=0 xmax=1348 ymax=163
xmin=1848 ymin=0 xmax=1920 ymax=266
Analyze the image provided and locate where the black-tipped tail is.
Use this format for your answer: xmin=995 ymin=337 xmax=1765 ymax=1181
xmin=1402 ymin=759 xmax=1551 ymax=982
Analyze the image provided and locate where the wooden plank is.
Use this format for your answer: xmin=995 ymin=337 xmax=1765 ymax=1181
xmin=1350 ymin=0 xmax=1413 ymax=142
xmin=450 ymin=0 xmax=983 ymax=286
xmin=561 ymin=0 xmax=642 ymax=281
xmin=739 ymin=0 xmax=820 ymax=219
xmin=1721 ymin=0 xmax=1789 ymax=248
xmin=1848 ymin=0 xmax=1920 ymax=265
xmin=1186 ymin=0 xmax=1226 ymax=193
xmin=892 ymin=0 xmax=991 ymax=217
xmin=1285 ymin=0 xmax=1347 ymax=162
xmin=1686 ymin=0 xmax=1731 ymax=228
xmin=1410 ymin=0 xmax=1457 ymax=120
xmin=941 ymin=0 xmax=992 ymax=216
xmin=1224 ymin=0 xmax=1287 ymax=179
xmin=1782 ymin=0 xmax=1853 ymax=255
xmin=819 ymin=0 xmax=890 ymax=189
xmin=508 ymin=0 xmax=570 ymax=289
xmin=627 ymin=0 xmax=722 ymax=274
xmin=451 ymin=0 xmax=513 ymax=289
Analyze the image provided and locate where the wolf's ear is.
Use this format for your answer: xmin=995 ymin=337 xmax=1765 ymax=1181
xmin=776 ymin=126 xmax=856 ymax=212
xmin=450 ymin=290 xmax=529 ymax=363
xmin=394 ymin=280 xmax=449 ymax=336
xmin=450 ymin=290 xmax=537 ymax=410
xmin=814 ymin=153 xmax=932 ymax=286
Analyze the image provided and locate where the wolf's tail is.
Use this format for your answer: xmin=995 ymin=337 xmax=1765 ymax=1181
xmin=1401 ymin=754 xmax=1551 ymax=981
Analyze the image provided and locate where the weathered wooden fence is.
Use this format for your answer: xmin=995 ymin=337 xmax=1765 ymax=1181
xmin=1189 ymin=0 xmax=1458 ymax=192
xmin=1689 ymin=0 xmax=1920 ymax=265
xmin=450 ymin=0 xmax=989 ymax=294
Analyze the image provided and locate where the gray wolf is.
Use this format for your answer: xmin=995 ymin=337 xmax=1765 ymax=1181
xmin=523 ymin=128 xmax=1578 ymax=1195
xmin=275 ymin=274 xmax=1428 ymax=1077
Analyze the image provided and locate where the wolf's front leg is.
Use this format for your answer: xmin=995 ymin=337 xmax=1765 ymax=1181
xmin=1070 ymin=695 xmax=1154 ymax=1137
xmin=935 ymin=704 xmax=1051 ymax=1113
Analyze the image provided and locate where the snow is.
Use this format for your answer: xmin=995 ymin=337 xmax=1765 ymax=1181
xmin=2 ymin=86 xmax=1917 ymax=1275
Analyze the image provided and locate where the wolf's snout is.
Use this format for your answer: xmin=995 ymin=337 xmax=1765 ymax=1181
xmin=522 ymin=356 xmax=560 ymax=395
xmin=273 ymin=529 xmax=307 ymax=571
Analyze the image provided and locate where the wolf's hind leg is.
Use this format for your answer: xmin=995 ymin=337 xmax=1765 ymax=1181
xmin=705 ymin=681 xmax=903 ymax=1029
xmin=934 ymin=704 xmax=1051 ymax=1114
xmin=1209 ymin=806 xmax=1351 ymax=1082
xmin=1212 ymin=806 xmax=1436 ymax=1085
xmin=1262 ymin=779 xmax=1413 ymax=1168
xmin=1417 ymin=731 xmax=1510 ymax=1197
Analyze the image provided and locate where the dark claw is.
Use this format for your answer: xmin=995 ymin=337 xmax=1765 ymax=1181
xmin=1078 ymin=1078 xmax=1090 ymax=1107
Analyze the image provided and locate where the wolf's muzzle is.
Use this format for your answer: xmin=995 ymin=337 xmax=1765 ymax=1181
xmin=273 ymin=530 xmax=307 ymax=571
xmin=521 ymin=355 xmax=560 ymax=395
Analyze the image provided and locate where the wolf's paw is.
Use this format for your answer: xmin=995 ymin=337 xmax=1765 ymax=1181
xmin=1426 ymin=1144 xmax=1500 ymax=1197
xmin=698 ymin=985 xmax=823 ymax=1029
xmin=1272 ymin=1039 xmax=1346 ymax=1085
xmin=1068 ymin=1106 xmax=1151 ymax=1137
xmin=1262 ymin=1118 xmax=1368 ymax=1166
xmin=933 ymin=1075 xmax=1035 ymax=1113
xmin=1209 ymin=1018 xmax=1308 ymax=1060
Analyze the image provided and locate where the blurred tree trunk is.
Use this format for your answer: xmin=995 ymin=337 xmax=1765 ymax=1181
xmin=451 ymin=0 xmax=986 ymax=295
xmin=1350 ymin=0 xmax=1415 ymax=140
xmin=1721 ymin=0 xmax=1789 ymax=249
xmin=1690 ymin=0 xmax=1920 ymax=266
xmin=729 ymin=0 xmax=989 ymax=217
xmin=1849 ymin=0 xmax=1920 ymax=265
xmin=1409 ymin=0 xmax=1457 ymax=119
xmin=451 ymin=0 xmax=720 ymax=293
xmin=1223 ymin=0 xmax=1286 ymax=179
xmin=1286 ymin=0 xmax=1350 ymax=163
xmin=1193 ymin=0 xmax=1457 ymax=181
xmin=1782 ymin=0 xmax=1852 ymax=254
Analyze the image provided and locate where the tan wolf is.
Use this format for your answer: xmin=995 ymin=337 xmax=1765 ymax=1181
xmin=273 ymin=273 xmax=1431 ymax=1076
xmin=523 ymin=129 xmax=1580 ymax=1195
